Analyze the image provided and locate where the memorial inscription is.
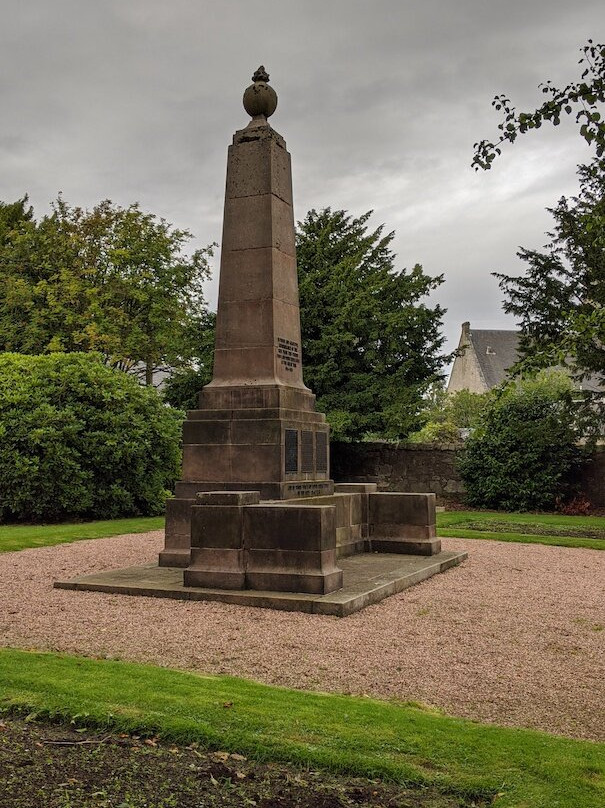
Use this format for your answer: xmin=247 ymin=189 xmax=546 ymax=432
xmin=277 ymin=337 xmax=300 ymax=372
xmin=301 ymin=430 xmax=314 ymax=472
xmin=316 ymin=432 xmax=328 ymax=473
xmin=285 ymin=429 xmax=299 ymax=473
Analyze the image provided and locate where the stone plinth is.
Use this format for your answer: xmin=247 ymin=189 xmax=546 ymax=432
xmin=369 ymin=492 xmax=441 ymax=555
xmin=184 ymin=491 xmax=343 ymax=594
xmin=177 ymin=487 xmax=439 ymax=596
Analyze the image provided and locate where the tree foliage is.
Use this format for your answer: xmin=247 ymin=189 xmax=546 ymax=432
xmin=495 ymin=164 xmax=605 ymax=393
xmin=296 ymin=209 xmax=449 ymax=440
xmin=162 ymin=310 xmax=216 ymax=410
xmin=472 ymin=40 xmax=605 ymax=171
xmin=0 ymin=352 xmax=182 ymax=523
xmin=458 ymin=371 xmax=590 ymax=511
xmin=0 ymin=196 xmax=213 ymax=384
xmin=408 ymin=386 xmax=490 ymax=444
xmin=472 ymin=40 xmax=605 ymax=408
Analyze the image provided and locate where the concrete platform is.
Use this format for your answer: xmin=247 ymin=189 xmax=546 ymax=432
xmin=54 ymin=549 xmax=467 ymax=617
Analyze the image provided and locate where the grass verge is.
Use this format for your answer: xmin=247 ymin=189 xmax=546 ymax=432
xmin=437 ymin=510 xmax=605 ymax=550
xmin=1 ymin=649 xmax=603 ymax=808
xmin=0 ymin=517 xmax=165 ymax=553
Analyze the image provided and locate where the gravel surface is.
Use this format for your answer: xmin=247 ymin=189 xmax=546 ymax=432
xmin=1 ymin=531 xmax=604 ymax=741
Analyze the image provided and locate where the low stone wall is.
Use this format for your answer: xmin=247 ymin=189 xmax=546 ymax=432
xmin=330 ymin=442 xmax=605 ymax=507
xmin=330 ymin=442 xmax=465 ymax=503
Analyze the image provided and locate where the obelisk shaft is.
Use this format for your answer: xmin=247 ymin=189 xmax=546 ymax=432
xmin=208 ymin=123 xmax=307 ymax=390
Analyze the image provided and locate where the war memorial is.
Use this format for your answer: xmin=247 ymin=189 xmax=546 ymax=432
xmin=56 ymin=68 xmax=466 ymax=615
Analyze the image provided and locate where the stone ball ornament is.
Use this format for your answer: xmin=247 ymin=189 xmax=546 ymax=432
xmin=243 ymin=65 xmax=278 ymax=121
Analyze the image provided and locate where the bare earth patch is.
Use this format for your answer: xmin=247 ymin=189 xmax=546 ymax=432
xmin=1 ymin=532 xmax=603 ymax=741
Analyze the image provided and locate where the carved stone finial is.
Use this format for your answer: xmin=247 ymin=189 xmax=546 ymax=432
xmin=252 ymin=65 xmax=270 ymax=83
xmin=243 ymin=65 xmax=278 ymax=123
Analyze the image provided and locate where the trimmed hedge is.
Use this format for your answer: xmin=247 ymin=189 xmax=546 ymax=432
xmin=0 ymin=353 xmax=183 ymax=522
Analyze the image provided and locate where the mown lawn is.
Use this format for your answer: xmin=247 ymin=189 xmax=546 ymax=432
xmin=0 ymin=517 xmax=165 ymax=553
xmin=437 ymin=510 xmax=605 ymax=550
xmin=3 ymin=510 xmax=605 ymax=553
xmin=0 ymin=649 xmax=603 ymax=808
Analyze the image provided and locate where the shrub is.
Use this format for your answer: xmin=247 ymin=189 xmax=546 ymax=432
xmin=458 ymin=371 xmax=592 ymax=511
xmin=407 ymin=420 xmax=461 ymax=444
xmin=0 ymin=353 xmax=183 ymax=522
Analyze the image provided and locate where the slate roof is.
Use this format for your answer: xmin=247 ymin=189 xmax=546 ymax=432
xmin=460 ymin=325 xmax=603 ymax=392
xmin=468 ymin=329 xmax=521 ymax=389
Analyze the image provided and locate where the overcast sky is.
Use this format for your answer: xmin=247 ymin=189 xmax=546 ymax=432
xmin=0 ymin=1 xmax=600 ymax=367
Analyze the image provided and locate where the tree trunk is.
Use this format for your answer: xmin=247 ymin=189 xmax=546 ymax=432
xmin=145 ymin=360 xmax=154 ymax=387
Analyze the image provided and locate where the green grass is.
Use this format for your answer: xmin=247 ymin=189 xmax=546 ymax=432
xmin=0 ymin=649 xmax=603 ymax=808
xmin=437 ymin=510 xmax=605 ymax=550
xmin=3 ymin=509 xmax=605 ymax=554
xmin=0 ymin=517 xmax=165 ymax=553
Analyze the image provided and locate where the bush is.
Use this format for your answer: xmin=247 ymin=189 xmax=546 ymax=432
xmin=0 ymin=353 xmax=183 ymax=522
xmin=458 ymin=371 xmax=591 ymax=511
xmin=407 ymin=420 xmax=461 ymax=444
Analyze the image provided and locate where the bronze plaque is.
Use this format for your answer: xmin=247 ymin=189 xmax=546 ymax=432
xmin=315 ymin=431 xmax=328 ymax=473
xmin=301 ymin=430 xmax=314 ymax=472
xmin=285 ymin=429 xmax=298 ymax=473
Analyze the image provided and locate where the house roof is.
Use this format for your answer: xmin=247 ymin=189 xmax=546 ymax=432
xmin=458 ymin=323 xmax=604 ymax=393
xmin=468 ymin=328 xmax=521 ymax=389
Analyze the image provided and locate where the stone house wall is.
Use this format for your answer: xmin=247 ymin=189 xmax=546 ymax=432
xmin=330 ymin=442 xmax=605 ymax=507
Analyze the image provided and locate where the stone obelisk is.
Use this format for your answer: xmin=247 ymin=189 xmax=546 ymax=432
xmin=160 ymin=67 xmax=333 ymax=568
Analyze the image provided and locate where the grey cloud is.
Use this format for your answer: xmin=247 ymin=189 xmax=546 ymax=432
xmin=0 ymin=0 xmax=601 ymax=360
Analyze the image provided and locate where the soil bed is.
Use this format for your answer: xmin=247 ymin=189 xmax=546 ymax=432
xmin=0 ymin=716 xmax=475 ymax=808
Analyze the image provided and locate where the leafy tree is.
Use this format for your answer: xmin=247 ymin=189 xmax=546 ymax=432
xmin=408 ymin=385 xmax=490 ymax=444
xmin=472 ymin=40 xmax=605 ymax=171
xmin=296 ymin=209 xmax=449 ymax=440
xmin=407 ymin=420 xmax=461 ymax=445
xmin=472 ymin=40 xmax=605 ymax=406
xmin=162 ymin=310 xmax=216 ymax=410
xmin=495 ymin=165 xmax=605 ymax=393
xmin=0 ymin=197 xmax=214 ymax=384
xmin=458 ymin=371 xmax=591 ymax=511
xmin=0 ymin=352 xmax=182 ymax=523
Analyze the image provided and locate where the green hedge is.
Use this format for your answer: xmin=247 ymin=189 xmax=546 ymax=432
xmin=0 ymin=353 xmax=183 ymax=522
xmin=458 ymin=372 xmax=590 ymax=512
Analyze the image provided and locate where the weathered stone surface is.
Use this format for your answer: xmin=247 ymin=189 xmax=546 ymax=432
xmin=196 ymin=491 xmax=261 ymax=506
xmin=368 ymin=492 xmax=440 ymax=554
xmin=244 ymin=503 xmax=336 ymax=551
xmin=55 ymin=550 xmax=468 ymax=616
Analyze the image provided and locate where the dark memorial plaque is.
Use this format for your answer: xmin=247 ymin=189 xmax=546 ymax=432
xmin=316 ymin=431 xmax=328 ymax=473
xmin=285 ymin=429 xmax=299 ymax=473
xmin=301 ymin=430 xmax=314 ymax=472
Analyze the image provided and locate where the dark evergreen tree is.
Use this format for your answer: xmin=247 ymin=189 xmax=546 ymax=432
xmin=296 ymin=208 xmax=449 ymax=441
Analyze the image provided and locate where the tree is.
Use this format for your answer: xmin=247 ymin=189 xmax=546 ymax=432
xmin=296 ymin=208 xmax=449 ymax=441
xmin=0 ymin=197 xmax=214 ymax=384
xmin=472 ymin=40 xmax=605 ymax=171
xmin=162 ymin=310 xmax=216 ymax=410
xmin=472 ymin=41 xmax=605 ymax=404
xmin=458 ymin=371 xmax=590 ymax=512
xmin=0 ymin=352 xmax=182 ymax=522
xmin=495 ymin=165 xmax=605 ymax=394
xmin=407 ymin=385 xmax=490 ymax=444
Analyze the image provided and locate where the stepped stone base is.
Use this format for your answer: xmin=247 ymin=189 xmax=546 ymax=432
xmin=160 ymin=484 xmax=442 ymax=597
xmin=54 ymin=550 xmax=468 ymax=617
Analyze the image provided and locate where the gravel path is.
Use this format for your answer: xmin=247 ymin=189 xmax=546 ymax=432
xmin=1 ymin=531 xmax=604 ymax=741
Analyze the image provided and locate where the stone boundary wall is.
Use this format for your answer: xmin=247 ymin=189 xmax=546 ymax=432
xmin=330 ymin=442 xmax=605 ymax=507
